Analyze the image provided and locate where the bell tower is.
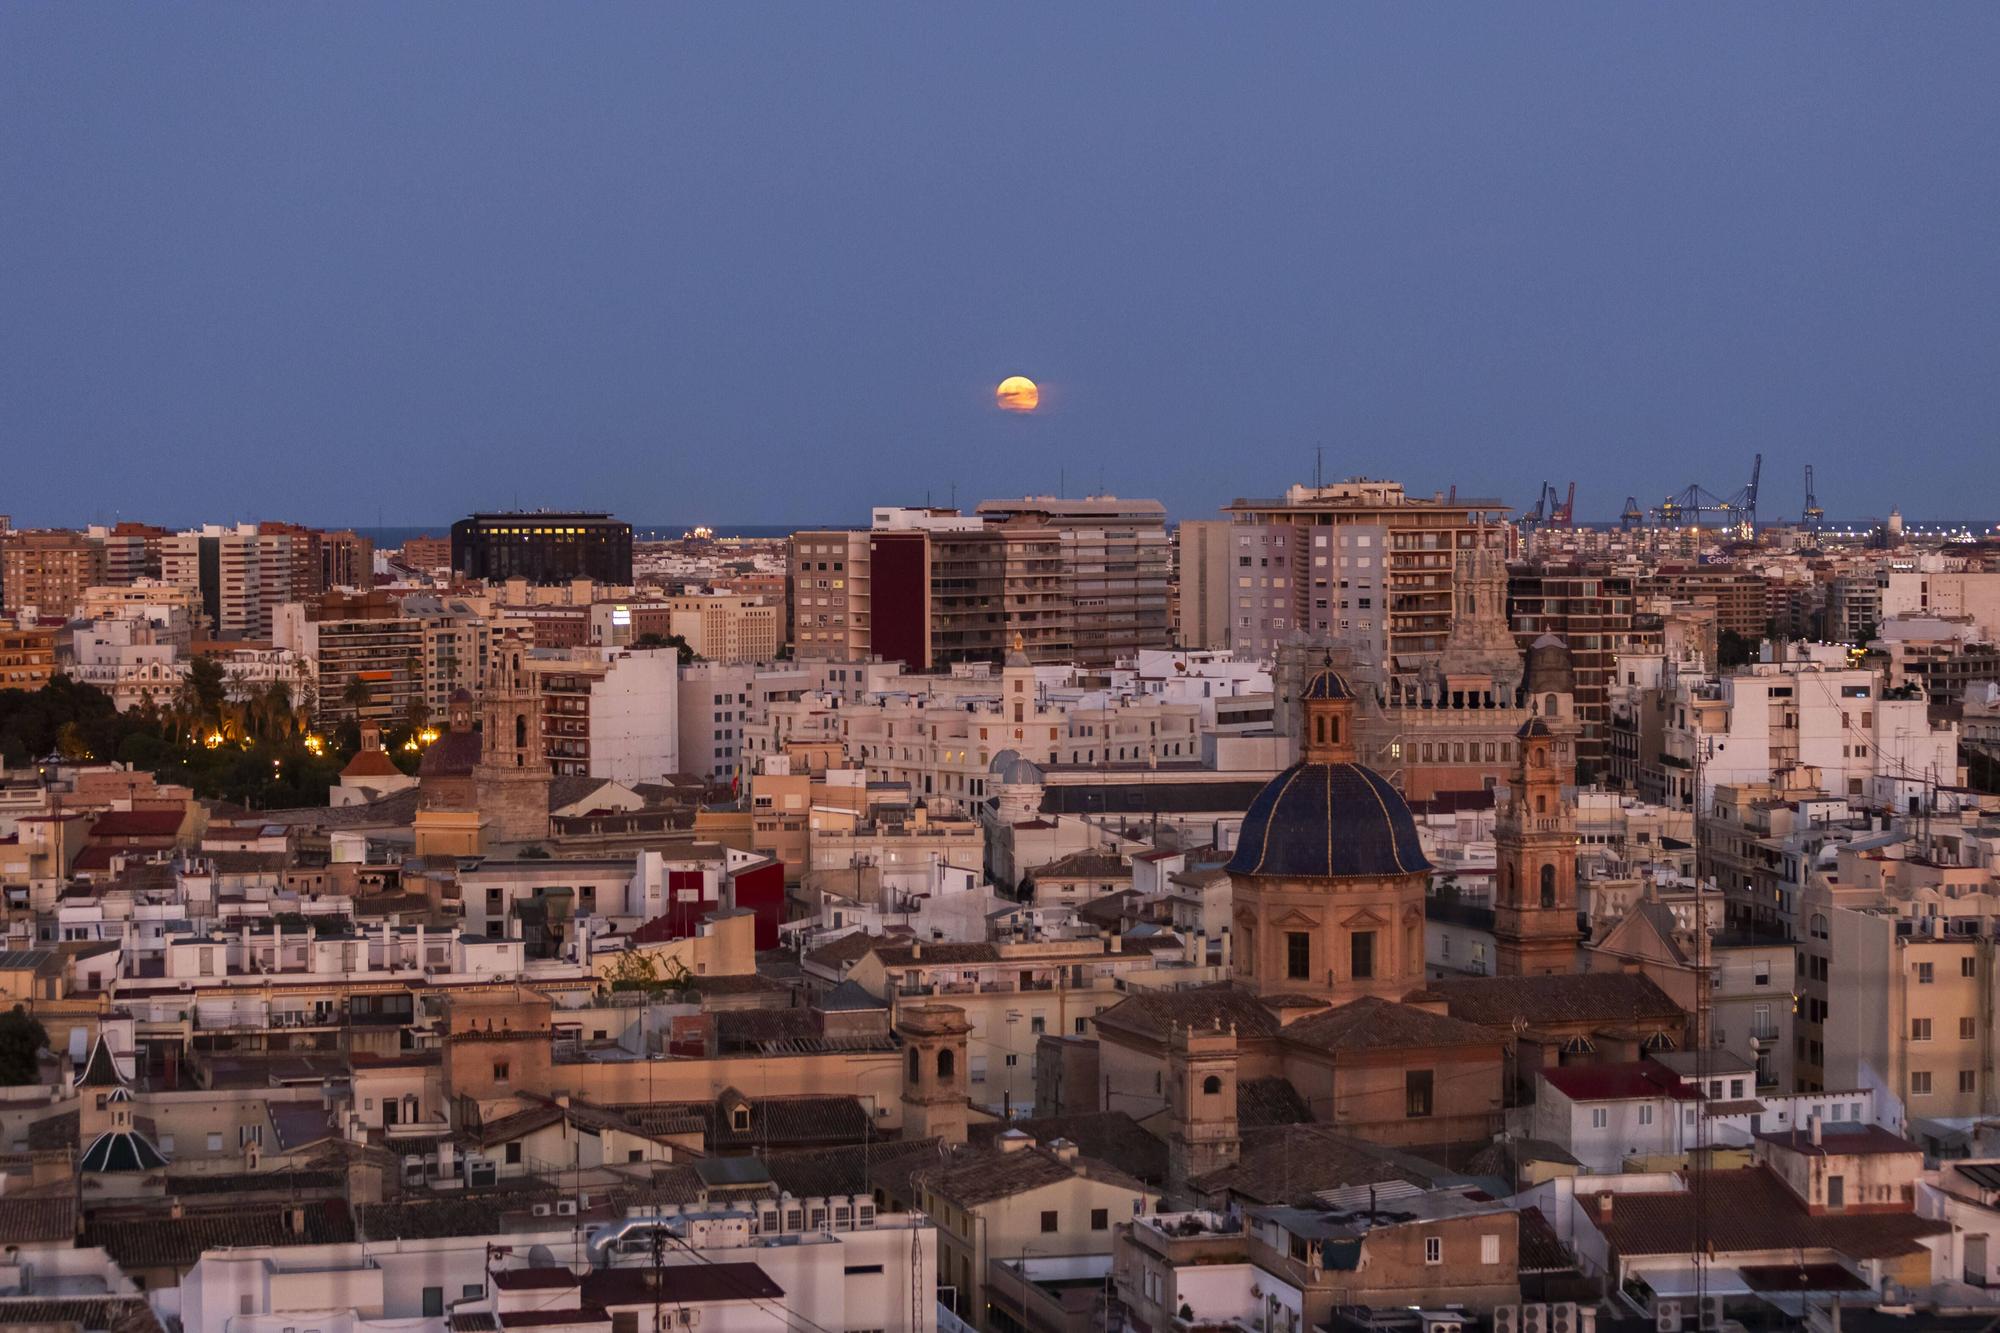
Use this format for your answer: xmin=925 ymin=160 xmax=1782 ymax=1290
xmin=896 ymin=1003 xmax=971 ymax=1145
xmin=1494 ymin=713 xmax=1579 ymax=976
xmin=472 ymin=627 xmax=551 ymax=845
xmin=1301 ymin=658 xmax=1357 ymax=764
xmin=1167 ymin=1020 xmax=1239 ymax=1204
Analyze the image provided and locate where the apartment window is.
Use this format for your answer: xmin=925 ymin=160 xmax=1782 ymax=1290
xmin=1913 ymin=1019 xmax=1932 ymax=1042
xmin=1591 ymin=1108 xmax=1608 ymax=1130
xmin=1481 ymin=1234 xmax=1501 ymax=1265
xmin=1965 ymin=1018 xmax=1979 ymax=1040
xmin=506 ymin=1143 xmax=521 ymax=1164
xmin=1962 ymin=1070 xmax=1978 ymax=1093
xmin=1967 ymin=957 xmax=1979 ymax=978
xmin=494 ymin=1062 xmax=511 ymax=1082
xmin=422 ymin=1289 xmax=445 ymax=1318
xmin=1754 ymin=961 xmax=1771 ymax=986
xmin=1040 ymin=1211 xmax=1058 ymax=1233
xmin=1091 ymin=1208 xmax=1109 ymax=1231
xmin=1424 ymin=1237 xmax=1442 ymax=1265
xmin=1405 ymin=1069 xmax=1433 ymax=1118
xmin=1639 ymin=1104 xmax=1654 ymax=1126
xmin=1918 ymin=962 xmax=1935 ymax=984
xmin=1912 ymin=1071 xmax=1933 ymax=1095
xmin=1286 ymin=932 xmax=1311 ymax=981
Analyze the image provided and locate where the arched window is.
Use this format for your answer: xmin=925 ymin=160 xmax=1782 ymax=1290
xmin=1330 ymin=716 xmax=1341 ymax=744
xmin=514 ymin=714 xmax=527 ymax=749
xmin=1535 ymin=794 xmax=1547 ymax=814
xmin=1315 ymin=716 xmax=1326 ymax=744
xmin=937 ymin=1048 xmax=956 ymax=1082
xmin=1202 ymin=1075 xmax=1222 ymax=1095
xmin=908 ymin=1048 xmax=920 ymax=1082
xmin=1540 ymin=863 xmax=1557 ymax=908
xmin=1544 ymin=693 xmax=1558 ymax=716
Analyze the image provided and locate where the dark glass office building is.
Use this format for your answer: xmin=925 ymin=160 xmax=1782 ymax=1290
xmin=451 ymin=512 xmax=633 ymax=585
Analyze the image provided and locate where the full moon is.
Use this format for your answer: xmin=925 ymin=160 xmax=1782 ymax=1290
xmin=996 ymin=375 xmax=1040 ymax=413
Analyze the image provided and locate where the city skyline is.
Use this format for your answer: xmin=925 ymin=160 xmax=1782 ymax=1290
xmin=7 ymin=6 xmax=2000 ymax=526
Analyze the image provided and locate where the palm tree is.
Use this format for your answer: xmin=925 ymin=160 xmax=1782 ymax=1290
xmin=341 ymin=676 xmax=373 ymax=722
xmin=263 ymin=680 xmax=294 ymax=740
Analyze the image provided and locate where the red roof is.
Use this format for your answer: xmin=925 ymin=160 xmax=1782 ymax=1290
xmin=1755 ymin=1124 xmax=1921 ymax=1158
xmin=1541 ymin=1062 xmax=1697 ymax=1103
xmin=89 ymin=810 xmax=184 ymax=839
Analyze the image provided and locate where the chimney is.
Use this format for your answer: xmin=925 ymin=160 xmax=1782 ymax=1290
xmin=1597 ymin=1190 xmax=1614 ymax=1221
xmin=1050 ymin=1137 xmax=1080 ymax=1165
xmin=1810 ymin=1113 xmax=1823 ymax=1146
xmin=997 ymin=1131 xmax=1034 ymax=1155
xmin=1110 ymin=935 xmax=1123 ymax=954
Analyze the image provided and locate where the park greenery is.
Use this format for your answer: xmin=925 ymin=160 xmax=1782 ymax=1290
xmin=0 ymin=666 xmax=430 ymax=810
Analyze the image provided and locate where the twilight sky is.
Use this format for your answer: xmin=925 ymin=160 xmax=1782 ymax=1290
xmin=4 ymin=6 xmax=1997 ymax=529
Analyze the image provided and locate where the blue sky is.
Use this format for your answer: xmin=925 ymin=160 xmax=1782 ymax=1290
xmin=4 ymin=5 xmax=1996 ymax=527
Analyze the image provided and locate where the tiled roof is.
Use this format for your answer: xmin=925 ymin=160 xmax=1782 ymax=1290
xmin=1029 ymin=850 xmax=1131 ymax=881
xmin=1580 ymin=1166 xmax=1949 ymax=1260
xmin=870 ymin=942 xmax=1001 ymax=966
xmin=0 ymin=1196 xmax=75 ymax=1245
xmin=1755 ymin=1124 xmax=1923 ymax=1159
xmin=357 ymin=1187 xmax=559 ymax=1240
xmin=917 ymin=1142 xmax=1148 ymax=1208
xmin=1090 ymin=983 xmax=1280 ymax=1045
xmin=1191 ymin=1125 xmax=1426 ymax=1208
xmin=418 ymin=730 xmax=482 ymax=778
xmin=805 ymin=932 xmax=884 ymax=970
xmin=0 ymin=1298 xmax=164 ymax=1333
xmin=340 ymin=748 xmax=405 ymax=779
xmin=765 ymin=1137 xmax=947 ymax=1201
xmin=78 ymin=1034 xmax=125 ymax=1088
xmin=88 ymin=810 xmax=185 ymax=839
xmin=1226 ymin=762 xmax=1432 ymax=879
xmin=26 ymin=1109 xmax=77 ymax=1151
xmin=1541 ymin=1062 xmax=1699 ymax=1103
xmin=1237 ymin=1077 xmax=1313 ymax=1130
xmin=1279 ymin=996 xmax=1499 ymax=1054
xmin=967 ymin=1113 xmax=1166 ymax=1185
xmin=617 ymin=1094 xmax=872 ymax=1150
xmin=1516 ymin=1205 xmax=1579 ymax=1275
xmin=1432 ymin=973 xmax=1684 ymax=1029
xmin=84 ymin=1200 xmax=356 ymax=1270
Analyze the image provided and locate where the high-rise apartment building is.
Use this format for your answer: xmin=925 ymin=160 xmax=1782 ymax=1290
xmin=793 ymin=501 xmax=1167 ymax=670
xmin=451 ymin=512 xmax=633 ymax=585
xmin=0 ymin=530 xmax=107 ymax=617
xmin=1636 ymin=566 xmax=1773 ymax=638
xmin=1218 ymin=480 xmax=1511 ymax=676
xmin=973 ymin=496 xmax=1170 ymax=663
xmin=1508 ymin=565 xmax=1663 ymax=774
xmin=273 ymin=590 xmax=425 ymax=725
xmin=1175 ymin=519 xmax=1234 ymax=650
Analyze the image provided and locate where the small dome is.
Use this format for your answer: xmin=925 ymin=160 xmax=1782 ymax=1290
xmin=1516 ymin=715 xmax=1554 ymax=740
xmin=1226 ymin=761 xmax=1432 ymax=879
xmin=1302 ymin=664 xmax=1352 ymax=700
xmin=988 ymin=749 xmax=1042 ymax=786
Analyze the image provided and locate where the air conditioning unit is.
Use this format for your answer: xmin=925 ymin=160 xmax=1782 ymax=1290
xmin=1654 ymin=1300 xmax=1682 ymax=1332
xmin=532 ymin=1203 xmax=553 ymax=1217
xmin=1698 ymin=1297 xmax=1725 ymax=1331
xmin=1550 ymin=1303 xmax=1577 ymax=1333
xmin=1521 ymin=1306 xmax=1548 ymax=1333
xmin=1491 ymin=1307 xmax=1520 ymax=1333
xmin=674 ymin=1312 xmax=700 ymax=1328
xmin=556 ymin=1199 xmax=579 ymax=1216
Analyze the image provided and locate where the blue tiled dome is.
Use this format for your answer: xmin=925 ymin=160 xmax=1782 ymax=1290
xmin=1226 ymin=761 xmax=1432 ymax=879
xmin=1301 ymin=665 xmax=1352 ymax=700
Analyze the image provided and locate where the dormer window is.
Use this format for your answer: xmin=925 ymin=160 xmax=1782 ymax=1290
xmin=732 ymin=1107 xmax=750 ymax=1132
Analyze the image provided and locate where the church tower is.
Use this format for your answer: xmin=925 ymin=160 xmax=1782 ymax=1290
xmin=472 ymin=627 xmax=551 ymax=845
xmin=896 ymin=1003 xmax=971 ymax=1145
xmin=1494 ymin=710 xmax=1580 ymax=976
xmin=1166 ymin=1019 xmax=1239 ymax=1203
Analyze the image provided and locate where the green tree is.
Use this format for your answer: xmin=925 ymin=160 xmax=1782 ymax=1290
xmin=635 ymin=632 xmax=697 ymax=665
xmin=187 ymin=656 xmax=229 ymax=726
xmin=0 ymin=1007 xmax=48 ymax=1086
xmin=342 ymin=676 xmax=373 ymax=719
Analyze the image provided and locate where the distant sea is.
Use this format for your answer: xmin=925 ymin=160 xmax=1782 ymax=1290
xmin=353 ymin=523 xmax=811 ymax=546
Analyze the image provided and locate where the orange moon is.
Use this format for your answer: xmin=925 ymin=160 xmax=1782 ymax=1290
xmin=996 ymin=375 xmax=1040 ymax=413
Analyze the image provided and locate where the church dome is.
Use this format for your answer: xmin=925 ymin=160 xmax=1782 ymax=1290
xmin=1226 ymin=760 xmax=1432 ymax=879
xmin=1525 ymin=634 xmax=1576 ymax=696
xmin=1301 ymin=664 xmax=1352 ymax=700
xmin=987 ymin=749 xmax=1042 ymax=786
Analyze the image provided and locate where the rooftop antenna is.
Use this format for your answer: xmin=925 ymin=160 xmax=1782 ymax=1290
xmin=1315 ymin=445 xmax=1324 ymax=490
